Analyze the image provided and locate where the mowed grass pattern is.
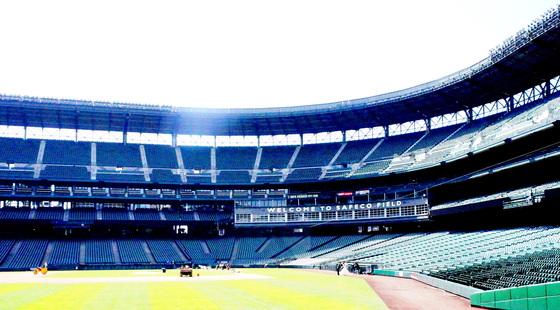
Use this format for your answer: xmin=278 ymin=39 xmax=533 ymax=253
xmin=0 ymin=269 xmax=388 ymax=310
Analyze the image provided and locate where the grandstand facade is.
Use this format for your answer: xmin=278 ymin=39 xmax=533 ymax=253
xmin=2 ymin=4 xmax=560 ymax=308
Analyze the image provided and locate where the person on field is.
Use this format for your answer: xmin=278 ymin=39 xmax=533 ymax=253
xmin=353 ymin=262 xmax=361 ymax=274
xmin=336 ymin=262 xmax=343 ymax=275
xmin=340 ymin=262 xmax=352 ymax=276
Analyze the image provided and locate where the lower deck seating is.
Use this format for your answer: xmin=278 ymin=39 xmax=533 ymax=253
xmin=116 ymin=239 xmax=152 ymax=263
xmin=0 ymin=225 xmax=559 ymax=293
xmin=3 ymin=239 xmax=49 ymax=269
xmin=431 ymin=248 xmax=560 ymax=290
xmin=146 ymin=239 xmax=186 ymax=263
xmin=49 ymin=240 xmax=81 ymax=266
xmin=83 ymin=239 xmax=116 ymax=264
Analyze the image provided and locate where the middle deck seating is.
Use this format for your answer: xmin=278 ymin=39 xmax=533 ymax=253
xmin=96 ymin=172 xmax=146 ymax=183
xmin=101 ymin=207 xmax=130 ymax=221
xmin=0 ymin=169 xmax=34 ymax=179
xmin=133 ymin=209 xmax=161 ymax=221
xmin=216 ymin=170 xmax=251 ymax=184
xmin=40 ymin=166 xmax=91 ymax=181
xmin=196 ymin=211 xmax=231 ymax=222
xmin=35 ymin=207 xmax=64 ymax=220
xmin=285 ymin=168 xmax=322 ymax=181
xmin=255 ymin=174 xmax=283 ymax=183
xmin=68 ymin=207 xmax=97 ymax=221
xmin=150 ymin=169 xmax=181 ymax=183
xmin=0 ymin=207 xmax=31 ymax=220
xmin=161 ymin=209 xmax=196 ymax=221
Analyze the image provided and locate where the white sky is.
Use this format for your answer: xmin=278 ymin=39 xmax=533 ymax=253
xmin=0 ymin=1 xmax=558 ymax=109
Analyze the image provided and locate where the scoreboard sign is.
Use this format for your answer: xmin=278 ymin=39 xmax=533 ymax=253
xmin=235 ymin=197 xmax=429 ymax=224
xmin=237 ymin=197 xmax=427 ymax=215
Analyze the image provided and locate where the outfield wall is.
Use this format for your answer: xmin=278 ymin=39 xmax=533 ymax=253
xmin=373 ymin=269 xmax=482 ymax=299
xmin=470 ymin=281 xmax=560 ymax=309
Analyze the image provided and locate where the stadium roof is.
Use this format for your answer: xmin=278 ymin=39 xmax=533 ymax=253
xmin=1 ymin=6 xmax=560 ymax=137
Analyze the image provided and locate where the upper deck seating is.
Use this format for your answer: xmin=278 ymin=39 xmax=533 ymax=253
xmin=334 ymin=139 xmax=381 ymax=165
xmin=96 ymin=142 xmax=142 ymax=167
xmin=259 ymin=145 xmax=297 ymax=170
xmin=0 ymin=137 xmax=40 ymax=163
xmin=144 ymin=144 xmax=178 ymax=169
xmin=216 ymin=147 xmax=258 ymax=170
xmin=43 ymin=140 xmax=91 ymax=165
xmin=366 ymin=132 xmax=423 ymax=161
xmin=180 ymin=146 xmax=211 ymax=170
xmin=407 ymin=125 xmax=461 ymax=153
xmin=292 ymin=143 xmax=340 ymax=168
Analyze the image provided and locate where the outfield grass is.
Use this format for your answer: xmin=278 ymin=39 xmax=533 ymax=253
xmin=0 ymin=268 xmax=388 ymax=309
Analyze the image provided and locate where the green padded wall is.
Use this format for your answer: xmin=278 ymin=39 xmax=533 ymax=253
xmin=471 ymin=282 xmax=560 ymax=310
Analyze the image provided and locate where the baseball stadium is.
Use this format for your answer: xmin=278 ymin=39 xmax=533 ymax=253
xmin=2 ymin=4 xmax=560 ymax=310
